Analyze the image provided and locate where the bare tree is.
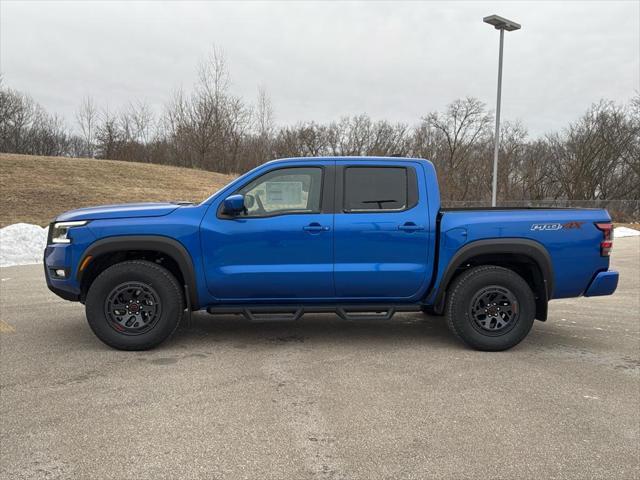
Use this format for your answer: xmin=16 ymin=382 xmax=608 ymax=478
xmin=547 ymin=100 xmax=639 ymax=201
xmin=255 ymin=86 xmax=274 ymax=138
xmin=130 ymin=101 xmax=153 ymax=146
xmin=419 ymin=98 xmax=493 ymax=200
xmin=497 ymin=121 xmax=528 ymax=201
xmin=76 ymin=96 xmax=97 ymax=157
xmin=164 ymin=46 xmax=251 ymax=173
xmin=616 ymin=94 xmax=639 ymax=196
xmin=95 ymin=107 xmax=121 ymax=160
xmin=0 ymin=80 xmax=70 ymax=156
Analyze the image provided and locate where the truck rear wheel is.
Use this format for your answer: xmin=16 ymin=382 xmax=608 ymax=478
xmin=85 ymin=260 xmax=183 ymax=350
xmin=445 ymin=265 xmax=535 ymax=351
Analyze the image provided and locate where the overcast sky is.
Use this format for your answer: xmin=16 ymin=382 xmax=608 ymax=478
xmin=1 ymin=0 xmax=638 ymax=137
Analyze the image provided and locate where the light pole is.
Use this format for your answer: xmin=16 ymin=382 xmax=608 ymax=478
xmin=483 ymin=14 xmax=521 ymax=207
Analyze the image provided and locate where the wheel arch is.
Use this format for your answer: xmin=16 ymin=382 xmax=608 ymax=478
xmin=432 ymin=238 xmax=553 ymax=321
xmin=78 ymin=235 xmax=199 ymax=309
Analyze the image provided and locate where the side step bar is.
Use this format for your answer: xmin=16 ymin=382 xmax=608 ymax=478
xmin=206 ymin=304 xmax=422 ymax=323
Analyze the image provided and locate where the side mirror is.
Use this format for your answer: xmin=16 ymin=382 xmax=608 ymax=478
xmin=222 ymin=194 xmax=246 ymax=215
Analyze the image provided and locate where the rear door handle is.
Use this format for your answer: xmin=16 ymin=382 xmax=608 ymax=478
xmin=398 ymin=222 xmax=424 ymax=232
xmin=303 ymin=223 xmax=330 ymax=233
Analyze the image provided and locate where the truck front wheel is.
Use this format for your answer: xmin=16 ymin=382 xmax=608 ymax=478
xmin=85 ymin=260 xmax=183 ymax=350
xmin=445 ymin=265 xmax=535 ymax=351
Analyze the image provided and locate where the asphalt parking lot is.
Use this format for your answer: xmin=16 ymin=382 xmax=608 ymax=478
xmin=1 ymin=238 xmax=639 ymax=480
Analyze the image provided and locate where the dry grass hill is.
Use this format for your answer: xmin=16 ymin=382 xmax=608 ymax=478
xmin=0 ymin=153 xmax=236 ymax=227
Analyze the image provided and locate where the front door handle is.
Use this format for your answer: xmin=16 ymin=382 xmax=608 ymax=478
xmin=398 ymin=222 xmax=424 ymax=232
xmin=303 ymin=223 xmax=330 ymax=233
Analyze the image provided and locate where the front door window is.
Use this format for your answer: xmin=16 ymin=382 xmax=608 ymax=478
xmin=239 ymin=167 xmax=323 ymax=217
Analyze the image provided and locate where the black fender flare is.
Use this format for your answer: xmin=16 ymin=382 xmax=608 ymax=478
xmin=432 ymin=238 xmax=554 ymax=317
xmin=78 ymin=235 xmax=199 ymax=309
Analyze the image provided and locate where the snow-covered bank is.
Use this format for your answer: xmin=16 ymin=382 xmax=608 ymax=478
xmin=0 ymin=223 xmax=48 ymax=267
xmin=614 ymin=226 xmax=640 ymax=238
xmin=0 ymin=223 xmax=639 ymax=268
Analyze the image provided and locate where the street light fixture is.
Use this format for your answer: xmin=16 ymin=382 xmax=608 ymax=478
xmin=483 ymin=14 xmax=521 ymax=207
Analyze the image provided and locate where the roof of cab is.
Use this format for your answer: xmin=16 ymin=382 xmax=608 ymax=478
xmin=266 ymin=156 xmax=432 ymax=164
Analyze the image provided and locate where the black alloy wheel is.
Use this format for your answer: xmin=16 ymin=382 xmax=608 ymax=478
xmin=469 ymin=285 xmax=519 ymax=335
xmin=104 ymin=282 xmax=162 ymax=335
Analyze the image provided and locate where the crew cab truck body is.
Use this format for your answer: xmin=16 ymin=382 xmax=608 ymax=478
xmin=44 ymin=157 xmax=619 ymax=351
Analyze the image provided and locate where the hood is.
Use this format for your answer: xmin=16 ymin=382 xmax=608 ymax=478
xmin=55 ymin=202 xmax=186 ymax=222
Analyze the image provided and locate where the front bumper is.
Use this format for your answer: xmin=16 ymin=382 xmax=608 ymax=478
xmin=44 ymin=245 xmax=82 ymax=301
xmin=44 ymin=262 xmax=81 ymax=301
xmin=584 ymin=270 xmax=619 ymax=297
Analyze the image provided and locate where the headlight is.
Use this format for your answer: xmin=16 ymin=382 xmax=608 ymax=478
xmin=50 ymin=221 xmax=88 ymax=244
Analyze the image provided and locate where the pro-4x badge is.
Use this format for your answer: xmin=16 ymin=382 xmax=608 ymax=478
xmin=531 ymin=221 xmax=584 ymax=231
xmin=531 ymin=223 xmax=562 ymax=231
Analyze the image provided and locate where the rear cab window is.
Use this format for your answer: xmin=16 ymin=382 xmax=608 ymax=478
xmin=343 ymin=166 xmax=417 ymax=213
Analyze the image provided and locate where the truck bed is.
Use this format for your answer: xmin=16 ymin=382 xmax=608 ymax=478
xmin=434 ymin=207 xmax=612 ymax=300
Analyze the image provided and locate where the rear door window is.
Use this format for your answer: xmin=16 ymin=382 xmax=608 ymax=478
xmin=344 ymin=167 xmax=408 ymax=212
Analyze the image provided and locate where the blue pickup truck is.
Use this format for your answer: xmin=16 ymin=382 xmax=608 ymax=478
xmin=44 ymin=157 xmax=618 ymax=351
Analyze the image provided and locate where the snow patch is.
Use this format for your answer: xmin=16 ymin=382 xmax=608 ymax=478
xmin=614 ymin=226 xmax=640 ymax=238
xmin=0 ymin=223 xmax=49 ymax=267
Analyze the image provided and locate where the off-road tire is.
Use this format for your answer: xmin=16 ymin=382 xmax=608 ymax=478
xmin=85 ymin=260 xmax=183 ymax=350
xmin=445 ymin=265 xmax=535 ymax=351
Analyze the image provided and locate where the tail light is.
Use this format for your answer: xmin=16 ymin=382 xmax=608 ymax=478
xmin=595 ymin=222 xmax=613 ymax=257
